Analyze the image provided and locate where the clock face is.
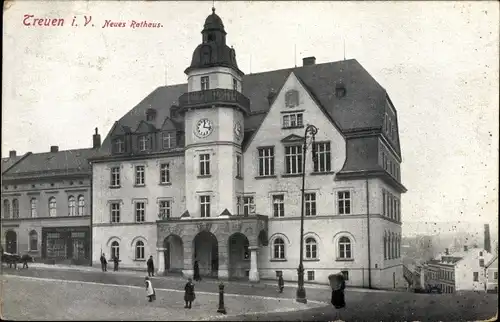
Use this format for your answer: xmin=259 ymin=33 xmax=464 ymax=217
xmin=234 ymin=121 xmax=242 ymax=140
xmin=195 ymin=118 xmax=213 ymax=138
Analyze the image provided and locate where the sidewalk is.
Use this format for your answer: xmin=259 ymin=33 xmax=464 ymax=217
xmin=24 ymin=262 xmax=393 ymax=293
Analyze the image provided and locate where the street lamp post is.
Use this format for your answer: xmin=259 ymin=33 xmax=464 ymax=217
xmin=296 ymin=124 xmax=318 ymax=304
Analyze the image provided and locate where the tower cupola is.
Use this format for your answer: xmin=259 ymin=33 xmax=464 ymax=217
xmin=184 ymin=7 xmax=243 ymax=76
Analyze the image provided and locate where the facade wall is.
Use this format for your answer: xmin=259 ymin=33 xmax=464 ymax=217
xmin=92 ymin=224 xmax=157 ymax=269
xmin=485 ymin=257 xmax=498 ymax=292
xmin=187 ymin=66 xmax=242 ymax=92
xmin=455 ymin=249 xmax=494 ymax=291
xmin=2 ymin=177 xmax=91 ymax=263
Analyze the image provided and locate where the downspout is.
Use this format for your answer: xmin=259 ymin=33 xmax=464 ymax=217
xmin=366 ymin=175 xmax=372 ymax=288
xmin=89 ymin=161 xmax=93 ymax=267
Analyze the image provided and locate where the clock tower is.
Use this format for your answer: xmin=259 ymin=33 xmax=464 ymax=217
xmin=178 ymin=7 xmax=250 ymax=218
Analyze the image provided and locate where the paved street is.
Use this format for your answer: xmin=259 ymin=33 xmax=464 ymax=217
xmin=1 ymin=274 xmax=322 ymax=321
xmin=2 ymin=266 xmax=498 ymax=321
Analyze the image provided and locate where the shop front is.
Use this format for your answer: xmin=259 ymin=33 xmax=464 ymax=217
xmin=41 ymin=226 xmax=90 ymax=265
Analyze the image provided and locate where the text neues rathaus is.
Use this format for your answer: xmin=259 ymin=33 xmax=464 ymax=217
xmin=2 ymin=9 xmax=407 ymax=288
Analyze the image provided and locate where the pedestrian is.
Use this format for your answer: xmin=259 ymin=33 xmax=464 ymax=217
xmin=277 ymin=271 xmax=284 ymax=293
xmin=193 ymin=260 xmax=201 ymax=281
xmin=145 ymin=276 xmax=156 ymax=302
xmin=113 ymin=255 xmax=119 ymax=271
xmin=21 ymin=254 xmax=31 ymax=269
xmin=147 ymin=255 xmax=155 ymax=277
xmin=329 ymin=272 xmax=346 ymax=320
xmin=100 ymin=253 xmax=108 ymax=272
xmin=184 ymin=278 xmax=195 ymax=309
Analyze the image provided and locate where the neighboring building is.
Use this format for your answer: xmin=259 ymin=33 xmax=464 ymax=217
xmin=91 ymin=8 xmax=407 ymax=288
xmin=421 ymin=246 xmax=494 ymax=293
xmin=1 ymin=129 xmax=101 ymax=265
xmin=485 ymin=255 xmax=498 ymax=293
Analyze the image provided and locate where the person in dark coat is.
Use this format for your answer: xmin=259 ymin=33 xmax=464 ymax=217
xmin=184 ymin=278 xmax=195 ymax=309
xmin=147 ymin=256 xmax=155 ymax=277
xmin=113 ymin=255 xmax=120 ymax=271
xmin=330 ymin=273 xmax=346 ymax=309
xmin=277 ymin=272 xmax=284 ymax=293
xmin=193 ymin=260 xmax=201 ymax=281
xmin=100 ymin=253 xmax=107 ymax=272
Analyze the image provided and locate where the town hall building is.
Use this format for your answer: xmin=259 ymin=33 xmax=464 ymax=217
xmin=90 ymin=8 xmax=407 ymax=288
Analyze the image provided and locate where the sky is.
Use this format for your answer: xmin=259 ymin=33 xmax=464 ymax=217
xmin=2 ymin=1 xmax=499 ymax=231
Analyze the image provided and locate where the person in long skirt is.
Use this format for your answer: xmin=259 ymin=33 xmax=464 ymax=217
xmin=145 ymin=276 xmax=156 ymax=302
xmin=193 ymin=260 xmax=201 ymax=281
xmin=277 ymin=272 xmax=284 ymax=293
xmin=184 ymin=278 xmax=195 ymax=309
xmin=329 ymin=273 xmax=346 ymax=320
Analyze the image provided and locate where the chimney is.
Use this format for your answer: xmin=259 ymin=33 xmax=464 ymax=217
xmin=93 ymin=127 xmax=101 ymax=149
xmin=50 ymin=146 xmax=59 ymax=153
xmin=484 ymin=224 xmax=491 ymax=253
xmin=463 ymin=245 xmax=468 ymax=252
xmin=302 ymin=56 xmax=316 ymax=66
xmin=9 ymin=150 xmax=16 ymax=158
xmin=445 ymin=248 xmax=449 ymax=255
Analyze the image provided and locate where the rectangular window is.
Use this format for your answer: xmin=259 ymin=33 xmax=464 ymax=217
xmin=479 ymin=259 xmax=485 ymax=267
xmin=243 ymin=196 xmax=255 ymax=215
xmin=307 ymin=271 xmax=315 ymax=281
xmin=232 ymin=78 xmax=237 ymax=91
xmin=201 ymin=76 xmax=210 ymax=90
xmin=305 ymin=193 xmax=316 ymax=216
xmin=199 ymin=153 xmax=211 ymax=176
xmin=162 ymin=132 xmax=174 ymax=150
xmin=135 ymin=202 xmax=145 ymax=222
xmin=285 ymin=145 xmax=303 ymax=174
xmin=337 ymin=191 xmax=351 ymax=215
xmin=110 ymin=203 xmax=120 ymax=223
xmin=135 ymin=165 xmax=145 ymax=186
xmin=389 ymin=194 xmax=393 ymax=219
xmin=160 ymin=163 xmax=170 ymax=184
xmin=200 ymin=195 xmax=211 ymax=218
xmin=282 ymin=113 xmax=303 ymax=128
xmin=382 ymin=152 xmax=387 ymax=169
xmin=473 ymin=272 xmax=479 ymax=282
xmin=113 ymin=138 xmax=125 ymax=154
xmin=313 ymin=142 xmax=331 ymax=173
xmin=258 ymin=147 xmax=275 ymax=176
xmin=236 ymin=155 xmax=242 ymax=178
xmin=393 ymin=198 xmax=398 ymax=221
xmin=272 ymin=195 xmax=285 ymax=217
xmin=159 ymin=200 xmax=171 ymax=219
xmin=236 ymin=196 xmax=242 ymax=215
xmin=110 ymin=167 xmax=120 ymax=187
xmin=494 ymin=272 xmax=498 ymax=280
xmin=382 ymin=190 xmax=386 ymax=216
xmin=341 ymin=270 xmax=349 ymax=281
xmin=138 ymin=135 xmax=150 ymax=152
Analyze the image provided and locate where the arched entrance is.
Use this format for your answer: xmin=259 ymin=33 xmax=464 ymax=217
xmin=193 ymin=231 xmax=218 ymax=277
xmin=6 ymin=230 xmax=17 ymax=254
xmin=228 ymin=233 xmax=250 ymax=279
xmin=163 ymin=235 xmax=184 ymax=274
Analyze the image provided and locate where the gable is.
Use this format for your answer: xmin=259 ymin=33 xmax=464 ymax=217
xmin=243 ymin=71 xmax=347 ymax=174
xmin=160 ymin=117 xmax=178 ymax=132
xmin=135 ymin=120 xmax=157 ymax=134
xmin=110 ymin=122 xmax=132 ymax=136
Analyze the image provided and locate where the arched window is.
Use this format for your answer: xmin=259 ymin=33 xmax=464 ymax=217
xmin=111 ymin=241 xmax=120 ymax=259
xmin=3 ymin=200 xmax=10 ymax=219
xmin=305 ymin=237 xmax=317 ymax=259
xmin=338 ymin=236 xmax=352 ymax=259
xmin=68 ymin=196 xmax=76 ymax=216
xmin=78 ymin=195 xmax=85 ymax=216
xmin=30 ymin=198 xmax=37 ymax=218
xmin=49 ymin=197 xmax=57 ymax=217
xmin=12 ymin=199 xmax=19 ymax=218
xmin=391 ymin=233 xmax=396 ymax=259
xmin=135 ymin=240 xmax=145 ymax=260
xmin=29 ymin=230 xmax=38 ymax=251
xmin=273 ymin=238 xmax=285 ymax=259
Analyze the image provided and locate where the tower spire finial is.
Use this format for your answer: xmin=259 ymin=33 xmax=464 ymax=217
xmin=212 ymin=1 xmax=215 ymax=13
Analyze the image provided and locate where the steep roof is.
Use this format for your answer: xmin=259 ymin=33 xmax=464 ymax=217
xmin=485 ymin=255 xmax=498 ymax=268
xmin=1 ymin=153 xmax=30 ymax=174
xmin=101 ymin=59 xmax=390 ymax=153
xmin=3 ymin=148 xmax=99 ymax=178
